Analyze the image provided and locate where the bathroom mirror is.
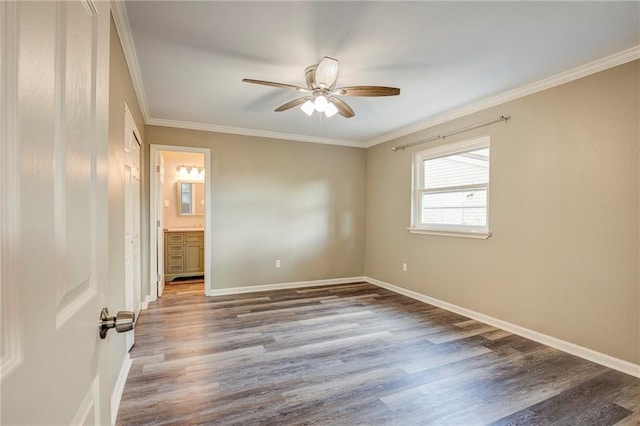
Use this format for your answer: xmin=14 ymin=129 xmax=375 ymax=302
xmin=177 ymin=182 xmax=205 ymax=216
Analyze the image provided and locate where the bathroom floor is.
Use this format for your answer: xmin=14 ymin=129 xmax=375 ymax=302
xmin=163 ymin=278 xmax=204 ymax=295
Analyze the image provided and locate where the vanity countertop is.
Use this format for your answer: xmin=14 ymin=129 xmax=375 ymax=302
xmin=164 ymin=227 xmax=204 ymax=232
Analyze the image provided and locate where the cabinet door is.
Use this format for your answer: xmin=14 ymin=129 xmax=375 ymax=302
xmin=185 ymin=243 xmax=203 ymax=273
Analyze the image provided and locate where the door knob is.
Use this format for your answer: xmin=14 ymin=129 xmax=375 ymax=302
xmin=99 ymin=308 xmax=135 ymax=339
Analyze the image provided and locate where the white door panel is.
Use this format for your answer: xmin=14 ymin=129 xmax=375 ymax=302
xmin=1 ymin=1 xmax=113 ymax=424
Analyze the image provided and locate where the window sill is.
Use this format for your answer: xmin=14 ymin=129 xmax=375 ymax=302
xmin=407 ymin=227 xmax=492 ymax=239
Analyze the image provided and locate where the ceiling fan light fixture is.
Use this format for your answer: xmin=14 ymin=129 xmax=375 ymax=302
xmin=300 ymin=100 xmax=315 ymax=116
xmin=243 ymin=56 xmax=400 ymax=120
xmin=314 ymin=95 xmax=328 ymax=112
xmin=324 ymin=102 xmax=338 ymax=118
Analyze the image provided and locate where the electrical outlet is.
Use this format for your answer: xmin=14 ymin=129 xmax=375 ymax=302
xmin=275 ymin=259 xmax=281 ymax=268
xmin=164 ymin=200 xmax=170 ymax=208
xmin=402 ymin=263 xmax=408 ymax=272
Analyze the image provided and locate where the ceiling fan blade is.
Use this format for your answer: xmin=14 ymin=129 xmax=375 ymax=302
xmin=242 ymin=79 xmax=309 ymax=92
xmin=332 ymin=86 xmax=400 ymax=97
xmin=315 ymin=56 xmax=339 ymax=89
xmin=329 ymin=97 xmax=355 ymax=118
xmin=274 ymin=96 xmax=312 ymax=112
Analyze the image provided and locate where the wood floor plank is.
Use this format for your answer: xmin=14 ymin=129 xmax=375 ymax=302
xmin=117 ymin=282 xmax=639 ymax=425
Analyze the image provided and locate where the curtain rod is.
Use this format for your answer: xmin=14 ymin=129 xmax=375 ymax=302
xmin=391 ymin=115 xmax=510 ymax=152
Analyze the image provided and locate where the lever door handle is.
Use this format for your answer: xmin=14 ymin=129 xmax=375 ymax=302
xmin=99 ymin=308 xmax=135 ymax=339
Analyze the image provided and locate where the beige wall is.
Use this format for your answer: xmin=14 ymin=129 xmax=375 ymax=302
xmin=365 ymin=61 xmax=640 ymax=364
xmin=161 ymin=151 xmax=205 ymax=228
xmin=107 ymin=14 xmax=146 ymax=394
xmin=144 ymin=127 xmax=367 ymax=290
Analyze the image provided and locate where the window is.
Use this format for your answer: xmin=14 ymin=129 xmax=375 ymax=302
xmin=410 ymin=136 xmax=491 ymax=239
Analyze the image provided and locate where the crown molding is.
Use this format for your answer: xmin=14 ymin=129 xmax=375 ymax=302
xmin=110 ymin=0 xmax=150 ymax=121
xmin=146 ymin=118 xmax=366 ymax=148
xmin=365 ymin=45 xmax=640 ymax=148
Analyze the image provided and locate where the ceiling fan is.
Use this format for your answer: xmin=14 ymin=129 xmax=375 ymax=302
xmin=242 ymin=56 xmax=400 ymax=118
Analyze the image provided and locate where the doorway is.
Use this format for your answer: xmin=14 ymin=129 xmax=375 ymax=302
xmin=149 ymin=145 xmax=211 ymax=300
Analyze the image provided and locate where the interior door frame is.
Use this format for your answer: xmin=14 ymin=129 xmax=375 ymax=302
xmin=149 ymin=144 xmax=212 ymax=301
xmin=123 ymin=103 xmax=141 ymax=352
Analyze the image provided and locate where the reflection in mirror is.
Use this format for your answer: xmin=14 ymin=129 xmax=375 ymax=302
xmin=177 ymin=182 xmax=204 ymax=216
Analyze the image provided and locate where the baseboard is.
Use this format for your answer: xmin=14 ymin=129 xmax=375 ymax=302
xmin=206 ymin=276 xmax=367 ymax=296
xmin=365 ymin=276 xmax=640 ymax=378
xmin=141 ymin=295 xmax=151 ymax=310
xmin=110 ymin=353 xmax=132 ymax=426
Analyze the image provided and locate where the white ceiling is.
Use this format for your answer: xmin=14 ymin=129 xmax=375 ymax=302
xmin=119 ymin=1 xmax=640 ymax=147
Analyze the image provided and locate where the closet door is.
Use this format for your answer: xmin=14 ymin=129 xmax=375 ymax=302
xmin=124 ymin=106 xmax=141 ymax=352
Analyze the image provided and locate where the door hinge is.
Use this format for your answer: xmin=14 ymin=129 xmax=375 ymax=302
xmin=157 ymin=220 xmax=161 ymax=227
xmin=157 ymin=273 xmax=161 ymax=282
xmin=156 ymin=165 xmax=160 ymax=172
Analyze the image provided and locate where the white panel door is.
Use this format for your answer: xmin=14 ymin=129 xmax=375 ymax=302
xmin=156 ymin=152 xmax=166 ymax=297
xmin=124 ymin=108 xmax=141 ymax=352
xmin=1 ymin=1 xmax=114 ymax=424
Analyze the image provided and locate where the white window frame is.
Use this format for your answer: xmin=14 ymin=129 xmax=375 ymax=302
xmin=409 ymin=136 xmax=491 ymax=239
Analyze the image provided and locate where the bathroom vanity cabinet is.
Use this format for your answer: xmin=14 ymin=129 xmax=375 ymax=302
xmin=164 ymin=230 xmax=204 ymax=281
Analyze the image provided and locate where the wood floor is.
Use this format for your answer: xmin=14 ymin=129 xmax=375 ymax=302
xmin=162 ymin=279 xmax=205 ymax=296
xmin=117 ymin=282 xmax=639 ymax=425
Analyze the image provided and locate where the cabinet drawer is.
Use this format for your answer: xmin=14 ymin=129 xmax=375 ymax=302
xmin=186 ymin=234 xmax=204 ymax=242
xmin=167 ymin=254 xmax=183 ymax=264
xmin=167 ymin=234 xmax=185 ymax=243
xmin=167 ymin=244 xmax=184 ymax=253
xmin=167 ymin=264 xmax=183 ymax=273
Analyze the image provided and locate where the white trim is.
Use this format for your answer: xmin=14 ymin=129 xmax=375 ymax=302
xmin=412 ymin=136 xmax=491 ymax=236
xmin=365 ymin=276 xmax=640 ymax=378
xmin=365 ymin=45 xmax=640 ymax=147
xmin=80 ymin=0 xmax=98 ymax=17
xmin=109 ymin=1 xmax=150 ymax=121
xmin=146 ymin=118 xmax=365 ymax=148
xmin=141 ymin=295 xmax=151 ymax=310
xmin=124 ymin=102 xmax=142 ymax=145
xmin=0 ymin=0 xmax=23 ymax=380
xmin=407 ymin=228 xmax=491 ymax=239
xmin=110 ymin=353 xmax=132 ymax=426
xmin=207 ymin=276 xmax=367 ymax=297
xmin=149 ymin=144 xmax=212 ymax=301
